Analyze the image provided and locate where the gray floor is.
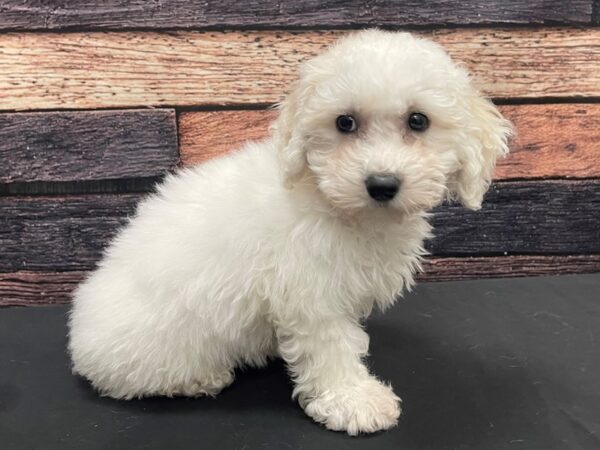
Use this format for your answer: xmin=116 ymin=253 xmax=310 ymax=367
xmin=1 ymin=274 xmax=599 ymax=450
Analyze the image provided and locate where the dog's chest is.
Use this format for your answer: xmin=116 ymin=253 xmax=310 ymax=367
xmin=322 ymin=227 xmax=422 ymax=302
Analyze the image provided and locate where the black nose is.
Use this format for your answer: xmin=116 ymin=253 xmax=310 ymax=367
xmin=365 ymin=174 xmax=400 ymax=202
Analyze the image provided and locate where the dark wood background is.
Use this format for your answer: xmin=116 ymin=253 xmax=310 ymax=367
xmin=1 ymin=1 xmax=599 ymax=306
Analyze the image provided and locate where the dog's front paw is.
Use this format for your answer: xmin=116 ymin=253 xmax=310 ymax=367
xmin=303 ymin=378 xmax=401 ymax=435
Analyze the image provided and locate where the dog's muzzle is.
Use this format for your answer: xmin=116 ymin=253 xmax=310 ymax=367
xmin=365 ymin=174 xmax=401 ymax=202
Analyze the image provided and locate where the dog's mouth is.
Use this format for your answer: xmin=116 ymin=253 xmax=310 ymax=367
xmin=371 ymin=199 xmax=397 ymax=209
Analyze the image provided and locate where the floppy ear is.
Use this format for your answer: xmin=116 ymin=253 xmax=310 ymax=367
xmin=271 ymin=63 xmax=321 ymax=187
xmin=272 ymin=83 xmax=306 ymax=186
xmin=451 ymin=88 xmax=513 ymax=210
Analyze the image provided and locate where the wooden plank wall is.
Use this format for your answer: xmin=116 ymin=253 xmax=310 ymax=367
xmin=1 ymin=1 xmax=599 ymax=306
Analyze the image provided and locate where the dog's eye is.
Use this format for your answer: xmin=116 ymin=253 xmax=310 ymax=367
xmin=336 ymin=115 xmax=358 ymax=133
xmin=408 ymin=113 xmax=429 ymax=132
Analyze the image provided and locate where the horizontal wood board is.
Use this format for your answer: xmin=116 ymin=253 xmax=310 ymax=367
xmin=0 ymin=1 xmax=593 ymax=31
xmin=0 ymin=271 xmax=86 ymax=306
xmin=3 ymin=254 xmax=600 ymax=306
xmin=418 ymin=255 xmax=600 ymax=282
xmin=179 ymin=104 xmax=600 ymax=180
xmin=2 ymin=104 xmax=598 ymax=192
xmin=1 ymin=180 xmax=598 ymax=272
xmin=0 ymin=193 xmax=141 ymax=272
xmin=1 ymin=28 xmax=600 ymax=111
xmin=0 ymin=109 xmax=178 ymax=183
xmin=428 ymin=180 xmax=600 ymax=255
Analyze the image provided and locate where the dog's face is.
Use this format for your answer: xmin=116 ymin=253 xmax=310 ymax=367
xmin=274 ymin=30 xmax=512 ymax=216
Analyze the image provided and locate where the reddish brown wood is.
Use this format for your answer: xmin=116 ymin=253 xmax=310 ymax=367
xmin=418 ymin=255 xmax=600 ymax=282
xmin=2 ymin=29 xmax=599 ymax=111
xmin=3 ymin=255 xmax=599 ymax=306
xmin=0 ymin=271 xmax=85 ymax=306
xmin=179 ymin=105 xmax=600 ymax=180
xmin=179 ymin=110 xmax=276 ymax=166
xmin=497 ymin=105 xmax=600 ymax=180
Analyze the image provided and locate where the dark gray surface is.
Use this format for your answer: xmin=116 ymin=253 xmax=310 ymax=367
xmin=1 ymin=274 xmax=599 ymax=449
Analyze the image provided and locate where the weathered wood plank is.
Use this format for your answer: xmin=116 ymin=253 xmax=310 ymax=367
xmin=0 ymin=1 xmax=592 ymax=31
xmin=0 ymin=109 xmax=178 ymax=183
xmin=495 ymin=105 xmax=600 ymax=180
xmin=179 ymin=105 xmax=600 ymax=180
xmin=179 ymin=110 xmax=274 ymax=166
xmin=418 ymin=255 xmax=600 ymax=282
xmin=428 ymin=180 xmax=600 ymax=255
xmin=3 ymin=254 xmax=599 ymax=306
xmin=0 ymin=271 xmax=85 ymax=306
xmin=1 ymin=28 xmax=599 ymax=111
xmin=1 ymin=181 xmax=598 ymax=272
xmin=0 ymin=194 xmax=140 ymax=272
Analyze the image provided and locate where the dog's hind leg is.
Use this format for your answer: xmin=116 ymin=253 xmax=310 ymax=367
xmin=164 ymin=367 xmax=235 ymax=398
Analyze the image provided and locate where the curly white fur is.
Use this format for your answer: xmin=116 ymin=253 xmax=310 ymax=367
xmin=68 ymin=30 xmax=512 ymax=435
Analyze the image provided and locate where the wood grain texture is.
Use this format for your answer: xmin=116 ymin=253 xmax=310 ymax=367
xmin=2 ymin=28 xmax=599 ymax=111
xmin=1 ymin=180 xmax=598 ymax=272
xmin=428 ymin=180 xmax=600 ymax=255
xmin=0 ymin=109 xmax=178 ymax=183
xmin=495 ymin=105 xmax=600 ymax=180
xmin=418 ymin=255 xmax=600 ymax=282
xmin=0 ymin=194 xmax=140 ymax=272
xmin=0 ymin=1 xmax=592 ymax=31
xmin=0 ymin=271 xmax=85 ymax=306
xmin=3 ymin=255 xmax=599 ymax=306
xmin=179 ymin=110 xmax=275 ymax=166
xmin=179 ymin=105 xmax=600 ymax=180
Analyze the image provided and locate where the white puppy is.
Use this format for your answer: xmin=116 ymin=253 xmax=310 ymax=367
xmin=68 ymin=30 xmax=512 ymax=435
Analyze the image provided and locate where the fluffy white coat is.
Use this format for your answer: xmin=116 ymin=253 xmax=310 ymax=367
xmin=68 ymin=30 xmax=512 ymax=435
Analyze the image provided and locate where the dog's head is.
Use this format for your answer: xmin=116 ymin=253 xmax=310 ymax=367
xmin=273 ymin=30 xmax=512 ymax=216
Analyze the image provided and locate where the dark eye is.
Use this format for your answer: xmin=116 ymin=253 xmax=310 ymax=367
xmin=408 ymin=112 xmax=429 ymax=132
xmin=336 ymin=114 xmax=358 ymax=133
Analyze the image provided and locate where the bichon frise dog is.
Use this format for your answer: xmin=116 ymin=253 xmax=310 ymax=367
xmin=68 ymin=29 xmax=512 ymax=435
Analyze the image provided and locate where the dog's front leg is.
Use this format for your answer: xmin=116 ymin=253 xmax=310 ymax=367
xmin=275 ymin=315 xmax=401 ymax=435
